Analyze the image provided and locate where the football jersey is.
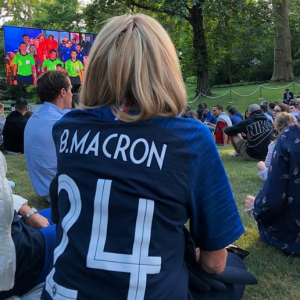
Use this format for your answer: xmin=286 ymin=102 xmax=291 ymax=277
xmin=42 ymin=107 xmax=244 ymax=300
xmin=42 ymin=58 xmax=64 ymax=71
xmin=65 ymin=60 xmax=83 ymax=77
xmin=12 ymin=53 xmax=35 ymax=76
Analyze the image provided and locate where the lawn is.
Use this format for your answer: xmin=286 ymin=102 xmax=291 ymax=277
xmin=3 ymin=81 xmax=300 ymax=299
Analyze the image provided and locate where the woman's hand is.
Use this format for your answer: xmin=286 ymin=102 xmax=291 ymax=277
xmin=245 ymin=195 xmax=255 ymax=213
xmin=25 ymin=213 xmax=50 ymax=229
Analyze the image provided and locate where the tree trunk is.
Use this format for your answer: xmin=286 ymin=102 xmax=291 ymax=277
xmin=189 ymin=2 xmax=211 ymax=96
xmin=271 ymin=0 xmax=294 ymax=82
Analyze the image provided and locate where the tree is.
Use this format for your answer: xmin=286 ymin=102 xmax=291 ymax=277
xmin=32 ymin=0 xmax=83 ymax=31
xmin=271 ymin=0 xmax=294 ymax=82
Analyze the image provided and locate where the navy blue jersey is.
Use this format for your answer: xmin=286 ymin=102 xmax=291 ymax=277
xmin=42 ymin=107 xmax=244 ymax=300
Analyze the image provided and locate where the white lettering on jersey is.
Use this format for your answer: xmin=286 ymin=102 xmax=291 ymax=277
xmin=87 ymin=179 xmax=161 ymax=300
xmin=45 ymin=176 xmax=161 ymax=300
xmin=45 ymin=174 xmax=81 ymax=299
xmin=59 ymin=131 xmax=168 ymax=170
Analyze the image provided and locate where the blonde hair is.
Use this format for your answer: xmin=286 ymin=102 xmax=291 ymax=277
xmin=274 ymin=112 xmax=296 ymax=140
xmin=79 ymin=14 xmax=186 ymax=121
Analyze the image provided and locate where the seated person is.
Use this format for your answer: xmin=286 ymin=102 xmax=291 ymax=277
xmin=260 ymin=101 xmax=273 ymax=117
xmin=283 ymin=88 xmax=293 ymax=103
xmin=196 ymin=103 xmax=206 ymax=122
xmin=41 ymin=14 xmax=255 ymax=300
xmin=260 ymin=103 xmax=273 ymax=122
xmin=24 ymin=71 xmax=72 ymax=202
xmin=245 ymin=123 xmax=300 ymax=256
xmin=257 ymin=113 xmax=296 ymax=180
xmin=3 ymin=98 xmax=28 ymax=153
xmin=224 ymin=104 xmax=273 ymax=161
xmin=227 ymin=107 xmax=242 ymax=125
xmin=273 ymin=103 xmax=290 ymax=120
xmin=0 ymin=152 xmax=56 ymax=300
xmin=226 ymin=105 xmax=243 ymax=120
xmin=213 ymin=105 xmax=232 ymax=147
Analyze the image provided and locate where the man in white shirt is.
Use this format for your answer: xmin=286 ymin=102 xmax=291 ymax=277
xmin=24 ymin=70 xmax=72 ymax=202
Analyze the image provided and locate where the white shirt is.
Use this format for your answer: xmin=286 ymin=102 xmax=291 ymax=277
xmin=24 ymin=102 xmax=69 ymax=202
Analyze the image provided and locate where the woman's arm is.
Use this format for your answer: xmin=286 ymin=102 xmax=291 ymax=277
xmin=199 ymin=248 xmax=228 ymax=274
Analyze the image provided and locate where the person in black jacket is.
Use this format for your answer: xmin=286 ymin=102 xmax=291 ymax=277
xmin=283 ymin=88 xmax=293 ymax=103
xmin=224 ymin=104 xmax=273 ymax=161
xmin=3 ymin=98 xmax=28 ymax=153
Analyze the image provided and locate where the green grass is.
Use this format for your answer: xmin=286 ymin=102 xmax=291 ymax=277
xmin=3 ymin=80 xmax=300 ymax=299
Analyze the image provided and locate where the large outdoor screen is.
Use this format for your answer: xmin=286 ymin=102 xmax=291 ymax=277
xmin=4 ymin=25 xmax=96 ymax=86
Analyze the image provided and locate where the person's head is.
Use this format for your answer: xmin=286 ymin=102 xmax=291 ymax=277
xmin=14 ymin=49 xmax=19 ymax=55
xmin=273 ymin=103 xmax=290 ymax=119
xmin=19 ymin=42 xmax=27 ymax=54
xmin=29 ymin=44 xmax=36 ymax=54
xmin=72 ymin=37 xmax=77 ymax=44
xmin=22 ymin=34 xmax=29 ymax=44
xmin=260 ymin=104 xmax=267 ymax=113
xmin=79 ymin=14 xmax=186 ymax=121
xmin=15 ymin=98 xmax=28 ymax=113
xmin=289 ymin=104 xmax=296 ymax=113
xmin=197 ymin=103 xmax=205 ymax=112
xmin=248 ymin=104 xmax=262 ymax=116
xmin=48 ymin=34 xmax=54 ymax=41
xmin=62 ymin=37 xmax=67 ymax=45
xmin=268 ymin=102 xmax=276 ymax=110
xmin=34 ymin=39 xmax=39 ymax=48
xmin=24 ymin=111 xmax=33 ymax=119
xmin=285 ymin=89 xmax=289 ymax=93
xmin=244 ymin=109 xmax=250 ymax=120
xmin=202 ymin=111 xmax=207 ymax=119
xmin=8 ymin=52 xmax=15 ymax=60
xmin=66 ymin=40 xmax=72 ymax=49
xmin=212 ymin=105 xmax=223 ymax=117
xmin=56 ymin=64 xmax=63 ymax=71
xmin=39 ymin=33 xmax=46 ymax=41
xmin=260 ymin=101 xmax=268 ymax=113
xmin=0 ymin=102 xmax=4 ymax=114
xmin=71 ymin=50 xmax=77 ymax=60
xmin=226 ymin=105 xmax=232 ymax=112
xmin=181 ymin=107 xmax=198 ymax=119
xmin=29 ymin=38 xmax=34 ymax=45
xmin=274 ymin=112 xmax=296 ymax=140
xmin=50 ymin=49 xmax=57 ymax=60
xmin=227 ymin=106 xmax=236 ymax=116
xmin=36 ymin=70 xmax=72 ymax=109
xmin=202 ymin=103 xmax=207 ymax=109
xmin=76 ymin=44 xmax=82 ymax=52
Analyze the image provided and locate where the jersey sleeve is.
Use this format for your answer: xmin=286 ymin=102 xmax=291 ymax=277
xmin=187 ymin=123 xmax=244 ymax=250
xmin=13 ymin=55 xmax=18 ymax=65
xmin=79 ymin=61 xmax=84 ymax=70
xmin=42 ymin=60 xmax=47 ymax=68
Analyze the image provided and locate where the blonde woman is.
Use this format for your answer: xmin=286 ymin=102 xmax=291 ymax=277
xmin=41 ymin=15 xmax=249 ymax=300
xmin=257 ymin=113 xmax=296 ymax=180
